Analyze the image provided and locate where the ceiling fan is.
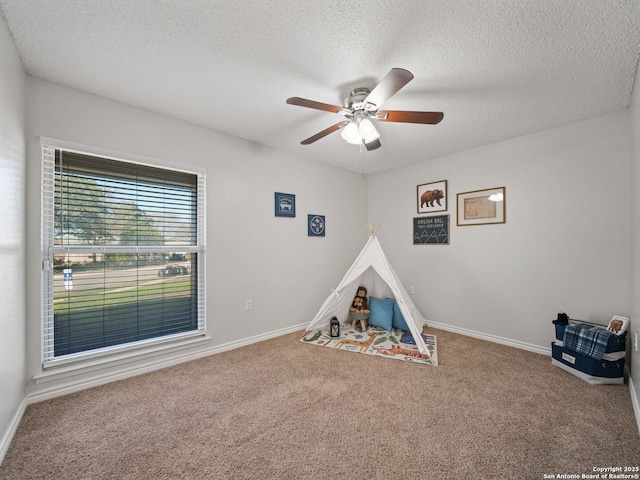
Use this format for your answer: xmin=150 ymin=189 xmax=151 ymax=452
xmin=286 ymin=68 xmax=443 ymax=151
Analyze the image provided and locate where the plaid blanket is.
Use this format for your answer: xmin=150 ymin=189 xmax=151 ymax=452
xmin=563 ymin=323 xmax=614 ymax=360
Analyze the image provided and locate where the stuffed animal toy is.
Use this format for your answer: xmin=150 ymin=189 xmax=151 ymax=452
xmin=349 ymin=286 xmax=370 ymax=314
xmin=552 ymin=312 xmax=569 ymax=326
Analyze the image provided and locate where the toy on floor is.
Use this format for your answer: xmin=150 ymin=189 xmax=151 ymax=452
xmin=349 ymin=286 xmax=370 ymax=330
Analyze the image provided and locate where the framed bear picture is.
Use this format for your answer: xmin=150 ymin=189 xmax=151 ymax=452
xmin=606 ymin=315 xmax=628 ymax=335
xmin=417 ymin=180 xmax=447 ymax=214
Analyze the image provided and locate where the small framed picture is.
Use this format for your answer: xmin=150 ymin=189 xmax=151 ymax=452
xmin=413 ymin=215 xmax=450 ymax=245
xmin=308 ymin=214 xmax=325 ymax=237
xmin=457 ymin=186 xmax=506 ymax=226
xmin=417 ymin=180 xmax=447 ymax=214
xmin=607 ymin=315 xmax=629 ymax=335
xmin=275 ymin=192 xmax=295 ymax=217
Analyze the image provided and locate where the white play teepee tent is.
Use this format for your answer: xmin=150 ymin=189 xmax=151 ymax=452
xmin=307 ymin=225 xmax=429 ymax=354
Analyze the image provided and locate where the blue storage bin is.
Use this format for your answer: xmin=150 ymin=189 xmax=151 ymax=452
xmin=551 ymin=342 xmax=624 ymax=380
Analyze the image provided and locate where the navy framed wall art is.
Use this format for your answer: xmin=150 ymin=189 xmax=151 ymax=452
xmin=413 ymin=215 xmax=449 ymax=245
xmin=308 ymin=215 xmax=325 ymax=237
xmin=275 ymin=192 xmax=295 ymax=217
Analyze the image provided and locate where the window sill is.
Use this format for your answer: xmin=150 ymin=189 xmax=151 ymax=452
xmin=34 ymin=333 xmax=211 ymax=386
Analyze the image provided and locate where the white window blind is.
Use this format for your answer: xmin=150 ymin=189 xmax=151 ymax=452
xmin=42 ymin=145 xmax=205 ymax=365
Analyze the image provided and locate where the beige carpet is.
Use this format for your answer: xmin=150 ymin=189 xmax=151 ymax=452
xmin=1 ymin=328 xmax=639 ymax=479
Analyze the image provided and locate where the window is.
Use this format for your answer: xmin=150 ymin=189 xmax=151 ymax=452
xmin=42 ymin=143 xmax=205 ymax=366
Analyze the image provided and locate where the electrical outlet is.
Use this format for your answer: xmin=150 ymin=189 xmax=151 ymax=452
xmin=408 ymin=286 xmax=414 ymax=295
xmin=245 ymin=299 xmax=252 ymax=311
xmin=634 ymin=333 xmax=638 ymax=352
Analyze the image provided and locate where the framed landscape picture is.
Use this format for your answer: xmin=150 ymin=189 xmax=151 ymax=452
xmin=417 ymin=180 xmax=447 ymax=214
xmin=457 ymin=186 xmax=506 ymax=226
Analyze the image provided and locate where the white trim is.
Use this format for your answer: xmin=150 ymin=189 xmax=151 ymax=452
xmin=49 ymin=245 xmax=202 ymax=254
xmin=196 ymin=323 xmax=308 ymax=358
xmin=630 ymin=376 xmax=640 ymax=436
xmin=426 ymin=320 xmax=552 ymax=356
xmin=40 ymin=142 xmax=207 ymax=366
xmin=37 ymin=332 xmax=211 ymax=375
xmin=0 ymin=398 xmax=27 ymax=466
xmin=41 ymin=145 xmax=55 ymax=364
xmin=40 ymin=136 xmax=206 ymax=175
xmin=27 ymin=323 xmax=307 ymax=405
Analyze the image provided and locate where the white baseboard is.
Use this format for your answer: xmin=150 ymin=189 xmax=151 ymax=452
xmin=426 ymin=320 xmax=552 ymax=356
xmin=0 ymin=398 xmax=27 ymax=466
xmin=629 ymin=376 xmax=640 ymax=437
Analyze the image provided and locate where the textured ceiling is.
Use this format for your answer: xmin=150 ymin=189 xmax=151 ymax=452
xmin=1 ymin=1 xmax=639 ymax=175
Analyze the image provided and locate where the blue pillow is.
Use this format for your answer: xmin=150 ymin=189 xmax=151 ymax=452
xmin=368 ymin=297 xmax=394 ymax=330
xmin=391 ymin=299 xmax=410 ymax=331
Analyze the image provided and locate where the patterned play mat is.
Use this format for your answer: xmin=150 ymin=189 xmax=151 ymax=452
xmin=300 ymin=325 xmax=438 ymax=366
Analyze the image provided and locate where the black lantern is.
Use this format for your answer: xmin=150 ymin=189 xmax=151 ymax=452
xmin=330 ymin=317 xmax=340 ymax=337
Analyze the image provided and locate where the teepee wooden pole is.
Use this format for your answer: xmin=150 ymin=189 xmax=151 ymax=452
xmin=366 ymin=224 xmax=380 ymax=236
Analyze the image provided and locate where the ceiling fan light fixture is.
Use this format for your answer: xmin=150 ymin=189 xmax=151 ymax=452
xmin=287 ymin=68 xmax=444 ymax=148
xmin=358 ymin=118 xmax=380 ymax=143
xmin=340 ymin=121 xmax=361 ymax=144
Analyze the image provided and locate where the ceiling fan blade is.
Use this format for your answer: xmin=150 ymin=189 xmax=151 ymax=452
xmin=363 ymin=68 xmax=414 ymax=110
xmin=286 ymin=97 xmax=343 ymax=114
xmin=365 ymin=139 xmax=381 ymax=151
xmin=300 ymin=121 xmax=349 ymax=145
xmin=377 ymin=110 xmax=444 ymax=124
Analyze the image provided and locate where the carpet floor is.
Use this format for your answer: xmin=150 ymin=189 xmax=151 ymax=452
xmin=1 ymin=328 xmax=639 ymax=479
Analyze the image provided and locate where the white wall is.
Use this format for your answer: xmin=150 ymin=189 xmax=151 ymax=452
xmin=24 ymin=77 xmax=368 ymax=397
xmin=3 ymin=25 xmax=636 ymax=450
xmin=629 ymin=61 xmax=640 ymax=417
xmin=369 ymin=112 xmax=630 ymax=351
xmin=0 ymin=13 xmax=26 ymax=459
